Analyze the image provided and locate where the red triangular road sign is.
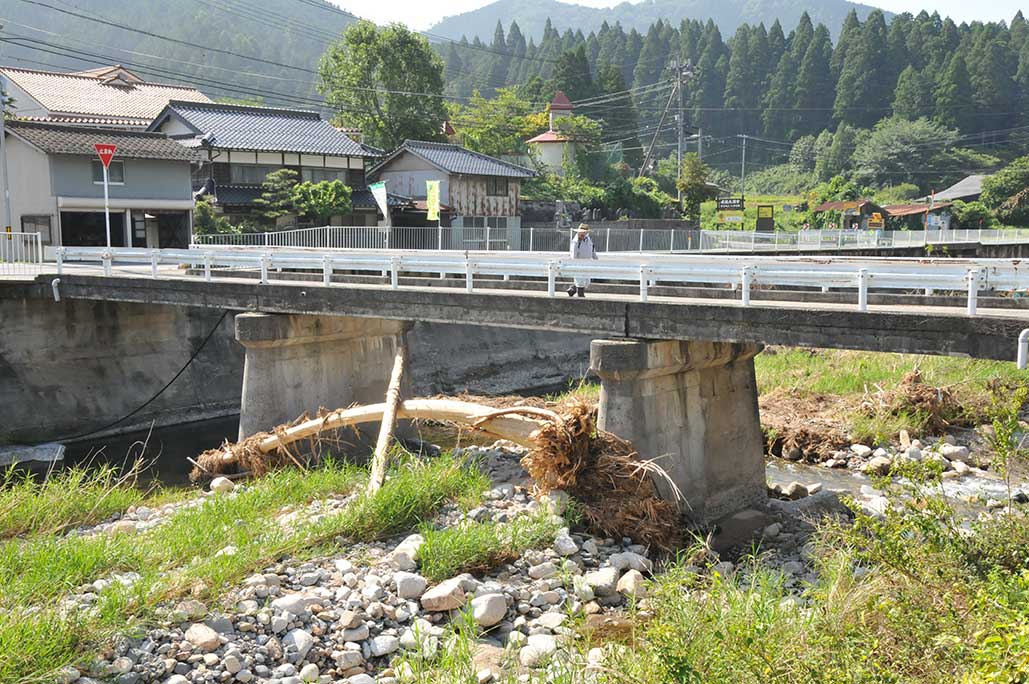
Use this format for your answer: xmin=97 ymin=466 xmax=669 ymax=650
xmin=94 ymin=143 xmax=117 ymax=168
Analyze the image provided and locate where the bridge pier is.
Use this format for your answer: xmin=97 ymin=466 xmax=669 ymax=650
xmin=591 ymin=339 xmax=767 ymax=523
xmin=235 ymin=313 xmax=409 ymax=440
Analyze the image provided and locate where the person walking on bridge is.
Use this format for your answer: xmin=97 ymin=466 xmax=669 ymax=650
xmin=567 ymin=223 xmax=598 ymax=297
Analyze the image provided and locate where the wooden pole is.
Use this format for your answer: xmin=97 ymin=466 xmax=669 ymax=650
xmin=366 ymin=339 xmax=407 ymax=495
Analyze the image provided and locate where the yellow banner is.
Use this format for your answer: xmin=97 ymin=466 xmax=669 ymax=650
xmin=426 ymin=180 xmax=440 ymax=221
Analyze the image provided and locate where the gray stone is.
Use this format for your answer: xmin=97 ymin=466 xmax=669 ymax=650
xmin=210 ymin=476 xmax=234 ymax=494
xmin=420 ymin=577 xmax=465 ymax=612
xmin=552 ymin=533 xmax=579 ymax=557
xmin=940 ymin=444 xmax=973 ymax=464
xmin=184 ymin=623 xmax=220 ymax=652
xmin=394 ymin=572 xmax=428 ymax=600
xmin=283 ymin=629 xmax=314 ymax=661
xmin=341 ymin=624 xmax=370 ymax=642
xmin=584 ymin=567 xmax=620 ymax=597
xmin=271 ymin=593 xmax=319 ymax=615
xmin=370 ymin=635 xmax=400 ymax=657
xmin=518 ymin=634 xmax=558 ymax=667
xmin=616 ymin=569 xmax=646 ymax=599
xmin=862 ymin=456 xmax=892 ymax=476
xmin=850 ymin=444 xmax=873 ymax=457
xmin=347 ymin=675 xmax=376 ymax=684
xmin=299 ymin=663 xmax=320 ymax=682
xmin=528 ymin=562 xmax=558 ymax=580
xmin=471 ymin=593 xmax=507 ymax=628
xmin=607 ymin=551 xmax=651 ymax=573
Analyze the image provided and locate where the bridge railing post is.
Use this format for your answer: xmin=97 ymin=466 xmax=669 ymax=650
xmin=390 ymin=257 xmax=400 ymax=290
xmin=203 ymin=253 xmax=212 ymax=282
xmin=102 ymin=251 xmax=112 ymax=277
xmin=741 ymin=266 xmax=752 ymax=306
xmin=967 ymin=269 xmax=980 ymax=316
xmin=465 ymin=259 xmax=474 ymax=293
xmin=639 ymin=265 xmax=649 ymax=302
xmin=259 ymin=254 xmax=270 ymax=285
xmin=150 ymin=250 xmax=159 ymax=279
xmin=322 ymin=256 xmax=332 ymax=286
xmin=55 ymin=248 xmax=64 ymax=275
xmin=857 ymin=268 xmax=868 ymax=312
xmin=546 ymin=261 xmax=557 ymax=297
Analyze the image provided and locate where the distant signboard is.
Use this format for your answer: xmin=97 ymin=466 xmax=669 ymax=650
xmin=868 ymin=212 xmax=885 ymax=229
xmin=756 ymin=204 xmax=774 ymax=231
xmin=717 ymin=197 xmax=745 ymax=212
xmin=719 ymin=212 xmax=744 ymax=224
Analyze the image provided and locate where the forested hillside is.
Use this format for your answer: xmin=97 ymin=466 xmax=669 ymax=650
xmin=0 ymin=0 xmax=352 ymax=107
xmin=441 ymin=9 xmax=1029 ymax=187
xmin=428 ymin=0 xmax=885 ymax=43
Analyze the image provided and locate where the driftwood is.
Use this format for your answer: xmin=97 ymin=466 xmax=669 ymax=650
xmin=193 ymin=397 xmax=683 ymax=550
xmin=367 ymin=341 xmax=407 ymax=496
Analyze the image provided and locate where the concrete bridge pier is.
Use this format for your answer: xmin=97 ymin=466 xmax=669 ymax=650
xmin=591 ymin=339 xmax=767 ymax=523
xmin=235 ymin=312 xmax=410 ymax=440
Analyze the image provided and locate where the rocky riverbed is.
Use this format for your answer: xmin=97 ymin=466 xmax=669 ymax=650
xmin=54 ymin=423 xmax=1027 ymax=684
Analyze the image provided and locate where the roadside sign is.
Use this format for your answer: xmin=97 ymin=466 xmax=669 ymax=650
xmin=94 ymin=143 xmax=117 ymax=168
xmin=717 ymin=197 xmax=744 ymax=212
xmin=756 ymin=204 xmax=774 ymax=231
xmin=868 ymin=212 xmax=885 ymax=229
xmin=94 ymin=143 xmax=117 ymax=247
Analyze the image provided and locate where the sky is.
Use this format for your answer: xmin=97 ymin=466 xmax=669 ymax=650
xmin=331 ymin=0 xmax=1025 ymax=31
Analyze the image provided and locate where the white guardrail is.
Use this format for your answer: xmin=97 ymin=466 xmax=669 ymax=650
xmin=191 ymin=225 xmax=1029 ymax=253
xmin=0 ymin=231 xmax=42 ymax=275
xmin=49 ymin=246 xmax=1029 ymax=317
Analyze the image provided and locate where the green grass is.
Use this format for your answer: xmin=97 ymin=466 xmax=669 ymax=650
xmin=0 ymin=463 xmax=148 ymax=539
xmin=700 ymin=194 xmax=807 ymax=232
xmin=753 ymin=348 xmax=1025 ymax=399
xmin=0 ymin=454 xmax=486 ymax=684
xmin=417 ymin=509 xmax=561 ymax=582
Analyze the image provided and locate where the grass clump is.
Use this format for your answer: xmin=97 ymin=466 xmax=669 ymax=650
xmin=418 ymin=509 xmax=561 ymax=582
xmin=0 ymin=463 xmax=147 ymax=539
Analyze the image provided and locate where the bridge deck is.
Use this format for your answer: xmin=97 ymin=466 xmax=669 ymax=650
xmin=30 ymin=265 xmax=1029 ymax=362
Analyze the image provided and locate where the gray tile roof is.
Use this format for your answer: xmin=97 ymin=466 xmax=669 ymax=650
xmin=376 ymin=140 xmax=536 ymax=178
xmin=929 ymin=175 xmax=987 ymax=202
xmin=7 ymin=120 xmax=201 ymax=162
xmin=1 ymin=66 xmax=211 ymax=123
xmin=155 ymin=101 xmax=379 ymax=157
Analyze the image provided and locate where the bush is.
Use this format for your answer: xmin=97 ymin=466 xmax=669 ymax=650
xmin=950 ymin=200 xmax=997 ymax=229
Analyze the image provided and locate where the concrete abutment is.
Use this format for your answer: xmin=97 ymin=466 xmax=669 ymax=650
xmin=591 ymin=338 xmax=768 ymax=523
xmin=235 ymin=312 xmax=410 ymax=440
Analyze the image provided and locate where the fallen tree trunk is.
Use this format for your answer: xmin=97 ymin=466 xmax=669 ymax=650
xmin=366 ymin=341 xmax=407 ymax=495
xmin=192 ymin=396 xmax=683 ymax=550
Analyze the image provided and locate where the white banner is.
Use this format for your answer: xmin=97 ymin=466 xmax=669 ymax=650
xmin=369 ymin=181 xmax=391 ymax=228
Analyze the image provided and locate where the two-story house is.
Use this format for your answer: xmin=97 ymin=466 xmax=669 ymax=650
xmin=368 ymin=140 xmax=536 ymax=235
xmin=148 ymin=101 xmax=385 ymax=226
xmin=4 ymin=120 xmax=200 ymax=247
xmin=0 ymin=65 xmax=211 ymax=128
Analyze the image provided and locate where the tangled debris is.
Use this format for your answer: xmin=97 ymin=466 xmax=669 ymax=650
xmin=861 ymin=369 xmax=967 ymax=433
xmin=190 ymin=396 xmax=682 ymax=550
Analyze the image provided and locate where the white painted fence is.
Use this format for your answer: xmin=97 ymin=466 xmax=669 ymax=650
xmin=191 ymin=225 xmax=1029 ymax=254
xmin=49 ymin=246 xmax=1029 ymax=317
xmin=0 ymin=232 xmax=42 ymax=276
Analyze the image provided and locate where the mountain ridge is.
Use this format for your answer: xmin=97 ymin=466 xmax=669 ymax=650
xmin=428 ymin=0 xmax=890 ymax=42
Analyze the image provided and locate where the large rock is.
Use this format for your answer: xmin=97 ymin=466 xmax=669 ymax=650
xmin=209 ymin=476 xmax=234 ymax=494
xmin=584 ymin=567 xmax=620 ymax=597
xmin=862 ymin=456 xmax=892 ymax=476
xmin=283 ymin=628 xmax=315 ymax=661
xmin=271 ymin=593 xmax=320 ymax=615
xmin=370 ymin=635 xmax=400 ymax=657
xmin=617 ymin=570 xmax=646 ymax=599
xmin=552 ymin=533 xmax=579 ymax=557
xmin=394 ymin=572 xmax=428 ymax=600
xmin=470 ymin=593 xmax=507 ymax=628
xmin=420 ymin=577 xmax=465 ymax=612
xmin=940 ymin=444 xmax=973 ymax=464
xmin=184 ymin=623 xmax=220 ymax=652
xmin=391 ymin=534 xmax=425 ymax=571
xmin=519 ymin=634 xmax=558 ymax=667
xmin=607 ymin=551 xmax=652 ymax=573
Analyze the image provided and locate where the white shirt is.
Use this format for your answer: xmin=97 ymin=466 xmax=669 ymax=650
xmin=570 ymin=234 xmax=598 ymax=260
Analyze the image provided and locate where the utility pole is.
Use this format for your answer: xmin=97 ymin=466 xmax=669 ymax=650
xmin=0 ymin=73 xmax=11 ymax=234
xmin=697 ymin=127 xmax=703 ymax=162
xmin=739 ymin=134 xmax=747 ymax=203
xmin=669 ymin=58 xmax=695 ymax=206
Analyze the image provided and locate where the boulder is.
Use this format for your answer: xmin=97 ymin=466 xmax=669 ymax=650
xmin=369 ymin=635 xmax=400 ymax=657
xmin=584 ymin=567 xmax=620 ymax=597
xmin=283 ymin=628 xmax=315 ymax=661
xmin=850 ymin=444 xmax=873 ymax=457
xmin=184 ymin=623 xmax=220 ymax=652
xmin=391 ymin=534 xmax=424 ymax=570
xmin=940 ymin=444 xmax=973 ymax=464
xmin=519 ymin=634 xmax=558 ymax=667
xmin=470 ymin=593 xmax=507 ymax=628
xmin=209 ymin=477 xmax=234 ymax=494
xmin=616 ymin=569 xmax=646 ymax=599
xmin=394 ymin=571 xmax=428 ymax=600
xmin=420 ymin=577 xmax=465 ymax=612
xmin=607 ymin=551 xmax=652 ymax=573
xmin=862 ymin=456 xmax=892 ymax=476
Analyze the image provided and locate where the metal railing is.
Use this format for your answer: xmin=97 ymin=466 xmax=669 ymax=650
xmin=0 ymin=232 xmax=43 ymax=275
xmin=49 ymin=246 xmax=1029 ymax=317
xmin=192 ymin=225 xmax=1029 ymax=254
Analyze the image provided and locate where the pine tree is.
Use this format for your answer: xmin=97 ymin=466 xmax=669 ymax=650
xmin=886 ymin=13 xmax=912 ymax=90
xmin=831 ymin=10 xmax=862 ymax=80
xmin=933 ymin=53 xmax=976 ymax=132
xmin=552 ymin=46 xmax=596 ymax=102
xmin=833 ymin=10 xmax=890 ymax=128
xmin=966 ymin=32 xmax=1018 ymax=132
xmin=767 ymin=19 xmax=786 ymax=68
xmin=817 ymin=124 xmax=858 ymax=181
xmin=892 ymin=65 xmax=932 ymax=120
xmin=793 ymin=24 xmax=834 ymax=136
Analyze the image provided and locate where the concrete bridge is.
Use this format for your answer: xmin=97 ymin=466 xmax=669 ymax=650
xmin=22 ymin=247 xmax=1029 ymax=525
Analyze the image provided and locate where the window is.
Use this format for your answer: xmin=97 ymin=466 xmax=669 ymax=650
xmin=229 ymin=164 xmax=279 ymax=184
xmin=486 ymin=176 xmax=508 ymax=197
xmin=20 ymin=215 xmax=52 ymax=244
xmin=92 ymin=160 xmax=124 ymax=184
xmin=301 ymin=167 xmax=348 ymax=183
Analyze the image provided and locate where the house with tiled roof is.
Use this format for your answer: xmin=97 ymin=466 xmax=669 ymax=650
xmin=368 ymin=140 xmax=535 ymax=235
xmin=0 ymin=65 xmax=211 ymax=128
xmin=4 ymin=120 xmax=201 ymax=247
xmin=149 ymin=101 xmax=388 ymax=226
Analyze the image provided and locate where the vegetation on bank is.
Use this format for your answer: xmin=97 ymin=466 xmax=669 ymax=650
xmin=0 ymin=456 xmax=486 ymax=683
